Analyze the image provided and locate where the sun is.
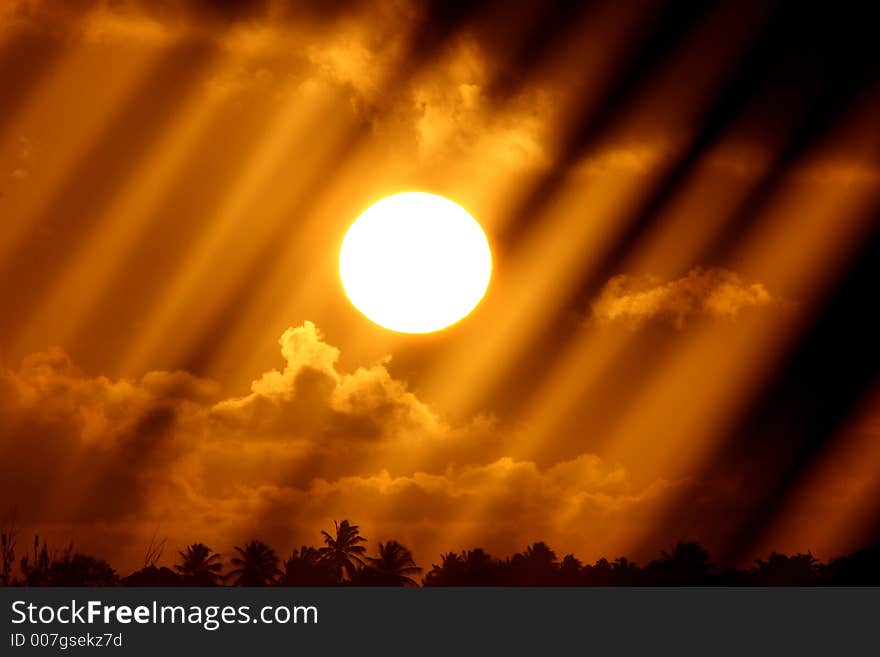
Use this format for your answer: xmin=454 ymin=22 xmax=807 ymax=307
xmin=340 ymin=192 xmax=492 ymax=333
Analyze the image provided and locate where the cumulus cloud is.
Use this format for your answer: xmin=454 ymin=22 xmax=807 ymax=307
xmin=592 ymin=267 xmax=780 ymax=329
xmin=210 ymin=322 xmax=443 ymax=447
xmin=0 ymin=321 xmax=693 ymax=570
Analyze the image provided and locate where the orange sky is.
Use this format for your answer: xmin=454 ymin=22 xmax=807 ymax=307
xmin=1 ymin=0 xmax=879 ymax=573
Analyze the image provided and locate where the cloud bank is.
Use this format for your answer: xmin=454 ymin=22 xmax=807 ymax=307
xmin=591 ymin=267 xmax=780 ymax=329
xmin=0 ymin=321 xmax=694 ymax=570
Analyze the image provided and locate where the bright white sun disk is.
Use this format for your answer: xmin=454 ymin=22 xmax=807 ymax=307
xmin=340 ymin=192 xmax=492 ymax=333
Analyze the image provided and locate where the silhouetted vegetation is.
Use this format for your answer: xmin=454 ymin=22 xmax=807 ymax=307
xmin=319 ymin=520 xmax=367 ymax=583
xmin=227 ymin=540 xmax=282 ymax=586
xmin=175 ymin=543 xmax=224 ymax=585
xmin=358 ymin=540 xmax=422 ymax=586
xmin=16 ymin=536 xmax=118 ymax=586
xmin=280 ymin=546 xmax=336 ymax=586
xmin=2 ymin=521 xmax=880 ymax=586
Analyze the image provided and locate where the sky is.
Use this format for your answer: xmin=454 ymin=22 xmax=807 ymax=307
xmin=1 ymin=0 xmax=880 ymax=573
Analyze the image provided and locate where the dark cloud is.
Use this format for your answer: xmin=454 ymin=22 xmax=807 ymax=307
xmin=0 ymin=349 xmax=187 ymax=525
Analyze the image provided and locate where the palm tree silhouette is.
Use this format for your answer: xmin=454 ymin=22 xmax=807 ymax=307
xmin=463 ymin=548 xmax=498 ymax=584
xmin=227 ymin=540 xmax=281 ymax=586
xmin=464 ymin=548 xmax=493 ymax=570
xmin=645 ymin=541 xmax=713 ymax=585
xmin=559 ymin=554 xmax=583 ymax=585
xmin=522 ymin=542 xmax=557 ymax=568
xmin=281 ymin=546 xmax=335 ymax=586
xmin=424 ymin=552 xmax=466 ymax=585
xmin=364 ymin=540 xmax=422 ymax=586
xmin=423 ymin=548 xmax=501 ymax=585
xmin=611 ymin=556 xmax=639 ymax=585
xmin=751 ymin=551 xmax=817 ymax=585
xmin=319 ymin=520 xmax=367 ymax=582
xmin=511 ymin=542 xmax=559 ymax=585
xmin=174 ymin=543 xmax=223 ymax=585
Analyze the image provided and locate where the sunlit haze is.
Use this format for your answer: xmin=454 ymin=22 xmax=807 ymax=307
xmin=1 ymin=0 xmax=879 ymax=581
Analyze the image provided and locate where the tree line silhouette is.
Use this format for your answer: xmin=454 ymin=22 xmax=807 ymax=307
xmin=2 ymin=520 xmax=879 ymax=586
